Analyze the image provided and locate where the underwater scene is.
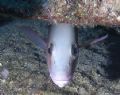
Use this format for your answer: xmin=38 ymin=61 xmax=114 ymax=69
xmin=0 ymin=0 xmax=120 ymax=95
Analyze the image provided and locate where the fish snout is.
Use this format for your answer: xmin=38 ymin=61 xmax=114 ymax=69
xmin=52 ymin=79 xmax=69 ymax=88
xmin=50 ymin=74 xmax=71 ymax=88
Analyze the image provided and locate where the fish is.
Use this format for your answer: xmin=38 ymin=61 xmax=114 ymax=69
xmin=17 ymin=23 xmax=79 ymax=88
xmin=47 ymin=23 xmax=78 ymax=87
xmin=17 ymin=23 xmax=108 ymax=88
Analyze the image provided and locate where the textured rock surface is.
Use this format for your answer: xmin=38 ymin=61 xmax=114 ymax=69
xmin=0 ymin=0 xmax=120 ymax=26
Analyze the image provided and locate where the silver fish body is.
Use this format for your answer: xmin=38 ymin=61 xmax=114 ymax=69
xmin=47 ymin=23 xmax=77 ymax=87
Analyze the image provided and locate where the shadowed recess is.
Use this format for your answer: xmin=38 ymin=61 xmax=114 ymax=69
xmin=0 ymin=14 xmax=13 ymax=26
xmin=105 ymin=33 xmax=120 ymax=80
xmin=0 ymin=0 xmax=48 ymax=17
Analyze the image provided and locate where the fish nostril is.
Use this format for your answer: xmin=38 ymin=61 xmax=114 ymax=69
xmin=71 ymin=44 xmax=78 ymax=57
xmin=48 ymin=43 xmax=53 ymax=55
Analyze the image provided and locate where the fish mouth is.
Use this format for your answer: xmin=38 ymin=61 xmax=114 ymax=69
xmin=52 ymin=79 xmax=69 ymax=88
xmin=50 ymin=74 xmax=71 ymax=87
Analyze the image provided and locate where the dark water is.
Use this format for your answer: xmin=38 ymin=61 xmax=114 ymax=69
xmin=0 ymin=0 xmax=48 ymax=17
xmin=106 ymin=33 xmax=120 ymax=80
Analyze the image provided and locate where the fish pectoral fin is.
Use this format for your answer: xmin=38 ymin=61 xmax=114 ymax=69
xmin=16 ymin=25 xmax=47 ymax=49
xmin=78 ymin=34 xmax=108 ymax=48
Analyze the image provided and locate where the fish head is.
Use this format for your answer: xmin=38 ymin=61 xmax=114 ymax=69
xmin=47 ymin=42 xmax=78 ymax=88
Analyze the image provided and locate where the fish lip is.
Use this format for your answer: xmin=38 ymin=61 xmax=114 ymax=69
xmin=52 ymin=79 xmax=69 ymax=88
xmin=50 ymin=74 xmax=71 ymax=87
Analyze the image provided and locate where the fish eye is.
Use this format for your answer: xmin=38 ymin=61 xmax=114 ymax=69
xmin=71 ymin=44 xmax=78 ymax=57
xmin=48 ymin=43 xmax=53 ymax=55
